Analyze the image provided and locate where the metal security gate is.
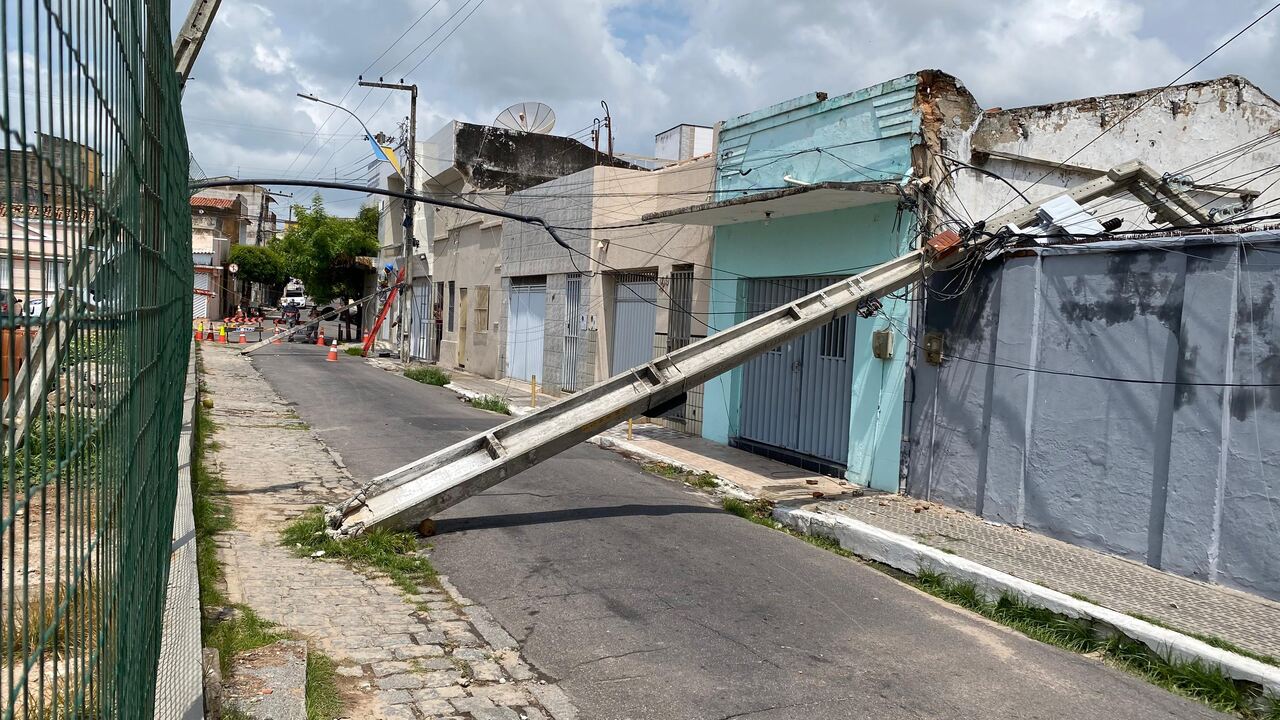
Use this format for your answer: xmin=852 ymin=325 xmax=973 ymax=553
xmin=506 ymin=279 xmax=545 ymax=381
xmin=194 ymin=273 xmax=211 ymax=318
xmin=562 ymin=275 xmax=583 ymax=391
xmin=611 ymin=273 xmax=658 ymax=374
xmin=665 ymin=266 xmax=695 ymax=420
xmin=738 ymin=276 xmax=853 ymax=471
xmin=410 ymin=279 xmax=432 ymax=359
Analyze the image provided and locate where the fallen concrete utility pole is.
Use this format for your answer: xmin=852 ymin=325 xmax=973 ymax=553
xmin=327 ymin=160 xmax=1206 ymax=537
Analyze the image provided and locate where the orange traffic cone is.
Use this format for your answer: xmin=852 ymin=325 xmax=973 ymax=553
xmin=238 ymin=327 xmax=248 ymax=344
xmin=315 ymin=329 xmax=325 ymax=346
xmin=325 ymin=339 xmax=339 ymax=362
xmin=206 ymin=327 xmax=215 ymax=341
xmin=218 ymin=325 xmax=227 ymax=344
xmin=271 ymin=322 xmax=283 ymax=345
xmin=194 ymin=323 xmax=202 ymax=342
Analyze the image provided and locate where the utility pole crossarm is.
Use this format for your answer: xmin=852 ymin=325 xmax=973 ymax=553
xmin=173 ymin=0 xmax=222 ymax=90
xmin=325 ymin=162 xmax=1193 ymax=539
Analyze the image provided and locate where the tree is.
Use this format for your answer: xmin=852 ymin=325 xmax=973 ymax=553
xmin=227 ymin=244 xmax=288 ymax=287
xmin=270 ymin=195 xmax=379 ymax=305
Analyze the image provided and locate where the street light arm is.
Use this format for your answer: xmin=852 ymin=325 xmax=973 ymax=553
xmin=296 ymin=92 xmax=381 ymax=158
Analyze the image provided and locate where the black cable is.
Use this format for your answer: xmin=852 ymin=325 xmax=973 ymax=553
xmin=980 ymin=1 xmax=1280 ymax=223
xmin=937 ymin=155 xmax=1030 ymax=203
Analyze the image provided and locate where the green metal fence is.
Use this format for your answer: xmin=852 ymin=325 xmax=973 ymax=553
xmin=1 ymin=1 xmax=192 ymax=718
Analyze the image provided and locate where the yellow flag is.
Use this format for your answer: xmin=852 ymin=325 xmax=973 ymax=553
xmin=378 ymin=145 xmax=402 ymax=177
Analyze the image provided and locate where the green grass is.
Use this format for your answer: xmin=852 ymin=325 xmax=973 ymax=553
xmin=405 ymin=366 xmax=451 ymax=386
xmin=642 ymin=461 xmax=719 ymax=490
xmin=470 ymin=394 xmax=511 ymax=415
xmin=193 ymin=391 xmax=232 ymax=609
xmin=343 ymin=346 xmax=365 ymax=356
xmin=305 ymin=649 xmax=343 ymax=720
xmin=205 ymin=606 xmax=286 ymax=675
xmin=911 ymin=570 xmax=1280 ymax=718
xmin=282 ymin=507 xmax=437 ymax=597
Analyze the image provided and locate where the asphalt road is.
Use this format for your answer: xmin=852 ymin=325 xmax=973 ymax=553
xmin=250 ymin=343 xmax=1222 ymax=720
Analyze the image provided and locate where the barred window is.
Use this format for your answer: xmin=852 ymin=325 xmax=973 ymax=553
xmin=44 ymin=259 xmax=67 ymax=289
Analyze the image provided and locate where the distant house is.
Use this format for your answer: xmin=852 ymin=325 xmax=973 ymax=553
xmin=374 ymin=119 xmax=636 ymax=366
xmin=190 ymin=193 xmax=240 ymax=320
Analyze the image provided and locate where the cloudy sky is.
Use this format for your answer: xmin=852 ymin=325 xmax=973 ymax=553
xmin=177 ymin=0 xmax=1280 ymax=215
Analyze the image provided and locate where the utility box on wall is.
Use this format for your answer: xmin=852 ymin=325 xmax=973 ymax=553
xmin=871 ymin=327 xmax=893 ymax=360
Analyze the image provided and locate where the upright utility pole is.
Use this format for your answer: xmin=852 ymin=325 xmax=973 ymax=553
xmin=359 ymin=77 xmax=418 ymax=363
xmin=600 ymin=100 xmax=614 ymax=161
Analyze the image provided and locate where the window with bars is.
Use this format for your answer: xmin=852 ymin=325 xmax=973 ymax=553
xmin=0 ymin=257 xmax=9 ymax=290
xmin=474 ymin=285 xmax=489 ymax=333
xmin=44 ymin=258 xmax=67 ymax=290
xmin=447 ymin=280 xmax=456 ymax=332
xmin=819 ymin=315 xmax=849 ymax=359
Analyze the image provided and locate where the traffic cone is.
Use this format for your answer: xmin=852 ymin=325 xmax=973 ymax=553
xmin=325 ymin=339 xmax=339 ymax=362
xmin=194 ymin=323 xmax=202 ymax=342
xmin=218 ymin=325 xmax=227 ymax=344
xmin=271 ymin=321 xmax=283 ymax=345
xmin=238 ymin=327 xmax=248 ymax=344
xmin=316 ymin=328 xmax=325 ymax=346
xmin=206 ymin=327 xmax=215 ymax=342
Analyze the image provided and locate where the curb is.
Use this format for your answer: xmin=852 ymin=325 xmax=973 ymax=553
xmin=588 ymin=434 xmax=755 ymax=501
xmin=588 ymin=426 xmax=1280 ymax=696
xmin=773 ymin=506 xmax=1280 ymax=696
xmin=442 ymin=383 xmax=534 ymax=416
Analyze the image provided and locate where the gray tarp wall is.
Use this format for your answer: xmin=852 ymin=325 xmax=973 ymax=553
xmin=908 ymin=231 xmax=1280 ymax=601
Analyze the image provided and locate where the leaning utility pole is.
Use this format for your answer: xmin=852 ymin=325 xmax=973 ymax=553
xmin=173 ymin=0 xmax=222 ymax=91
xmin=359 ymin=77 xmax=418 ymax=363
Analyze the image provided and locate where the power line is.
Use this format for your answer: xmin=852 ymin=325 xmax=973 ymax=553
xmin=981 ymin=1 xmax=1280 ymax=223
xmin=404 ymin=0 xmax=488 ymax=77
xmin=359 ymin=0 xmax=446 ymax=77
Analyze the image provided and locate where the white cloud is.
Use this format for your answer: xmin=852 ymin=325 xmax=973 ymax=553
xmin=178 ymin=0 xmax=1280 ymax=211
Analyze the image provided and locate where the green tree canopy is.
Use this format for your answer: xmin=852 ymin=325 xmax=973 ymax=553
xmin=227 ymin=244 xmax=288 ymax=287
xmin=270 ymin=195 xmax=379 ymax=304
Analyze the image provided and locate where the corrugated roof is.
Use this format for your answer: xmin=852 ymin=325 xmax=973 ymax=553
xmin=190 ymin=195 xmax=235 ymax=210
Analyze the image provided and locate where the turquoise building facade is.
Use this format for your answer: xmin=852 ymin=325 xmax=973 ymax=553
xmin=698 ymin=74 xmax=925 ymax=491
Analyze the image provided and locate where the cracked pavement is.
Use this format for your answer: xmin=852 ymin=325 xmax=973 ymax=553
xmin=251 ymin=343 xmax=1226 ymax=720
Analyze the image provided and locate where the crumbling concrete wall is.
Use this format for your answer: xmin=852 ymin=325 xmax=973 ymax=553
xmin=452 ymin=122 xmax=635 ymax=193
xmin=938 ymin=76 xmax=1280 ymax=228
xmin=908 ymin=232 xmax=1280 ymax=601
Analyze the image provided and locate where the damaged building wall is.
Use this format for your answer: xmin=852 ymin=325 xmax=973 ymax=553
xmin=908 ymin=232 xmax=1280 ymax=601
xmin=936 ymin=76 xmax=1280 ymax=227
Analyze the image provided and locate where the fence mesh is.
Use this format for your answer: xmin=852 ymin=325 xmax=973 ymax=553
xmin=1 ymin=1 xmax=192 ymax=717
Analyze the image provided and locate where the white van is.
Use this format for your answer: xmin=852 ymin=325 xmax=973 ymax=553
xmin=281 ymin=284 xmax=311 ymax=309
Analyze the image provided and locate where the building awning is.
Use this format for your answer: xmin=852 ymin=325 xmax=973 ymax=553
xmin=641 ymin=181 xmax=902 ymax=226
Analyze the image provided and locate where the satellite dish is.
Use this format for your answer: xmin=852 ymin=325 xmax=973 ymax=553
xmin=493 ymin=102 xmax=556 ymax=134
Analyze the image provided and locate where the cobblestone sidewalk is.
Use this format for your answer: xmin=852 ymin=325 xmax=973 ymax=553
xmin=202 ymin=346 xmax=578 ymax=720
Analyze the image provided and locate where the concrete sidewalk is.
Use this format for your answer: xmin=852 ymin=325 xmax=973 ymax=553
xmin=596 ymin=420 xmax=1280 ymax=689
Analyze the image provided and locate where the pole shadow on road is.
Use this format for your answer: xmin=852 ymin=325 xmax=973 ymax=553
xmin=433 ymin=503 xmax=722 ymax=534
